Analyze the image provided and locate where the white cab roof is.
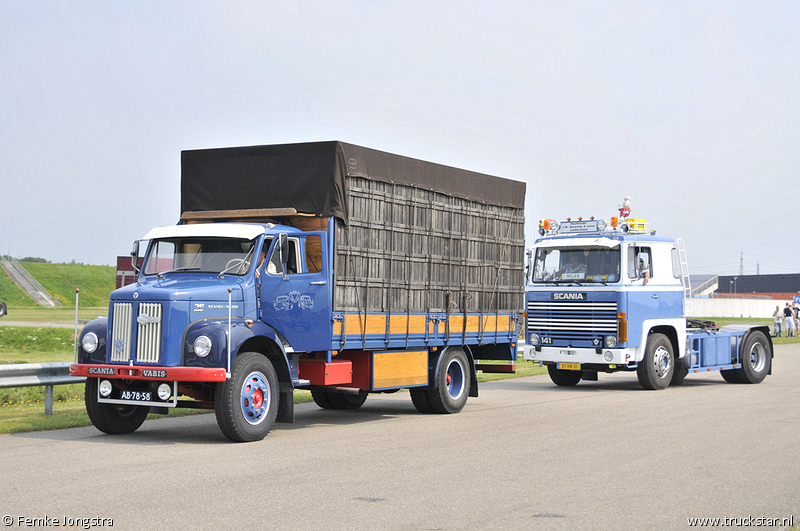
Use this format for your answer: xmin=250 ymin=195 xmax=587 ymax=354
xmin=142 ymin=223 xmax=267 ymax=241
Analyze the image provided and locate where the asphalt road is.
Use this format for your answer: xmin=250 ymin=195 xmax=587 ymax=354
xmin=2 ymin=345 xmax=798 ymax=531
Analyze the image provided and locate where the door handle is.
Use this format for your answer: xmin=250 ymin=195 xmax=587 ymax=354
xmin=310 ymin=281 xmax=326 ymax=286
xmin=652 ymin=294 xmax=659 ymax=299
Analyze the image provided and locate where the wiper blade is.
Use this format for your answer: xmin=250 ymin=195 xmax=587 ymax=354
xmin=156 ymin=267 xmax=200 ymax=278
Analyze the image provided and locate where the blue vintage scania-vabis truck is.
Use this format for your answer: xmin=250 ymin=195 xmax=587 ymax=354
xmin=72 ymin=141 xmax=526 ymax=441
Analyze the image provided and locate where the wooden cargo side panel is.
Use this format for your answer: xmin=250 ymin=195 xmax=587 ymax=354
xmin=372 ymin=350 xmax=428 ymax=390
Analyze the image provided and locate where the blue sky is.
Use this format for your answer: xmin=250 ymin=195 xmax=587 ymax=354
xmin=2 ymin=1 xmax=798 ymax=276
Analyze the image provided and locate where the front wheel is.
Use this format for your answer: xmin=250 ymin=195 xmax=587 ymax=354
xmin=0 ymin=302 xmax=6 ymax=317
xmin=428 ymin=348 xmax=471 ymax=414
xmin=637 ymin=333 xmax=674 ymax=390
xmin=84 ymin=378 xmax=149 ymax=434
xmin=215 ymin=352 xmax=279 ymax=442
xmin=547 ymin=365 xmax=583 ymax=387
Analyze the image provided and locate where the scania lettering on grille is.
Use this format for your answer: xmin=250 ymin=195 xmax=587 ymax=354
xmin=142 ymin=369 xmax=167 ymax=378
xmin=137 ymin=314 xmax=161 ymax=325
xmin=88 ymin=367 xmax=115 ymax=375
xmin=552 ymin=293 xmax=587 ymax=300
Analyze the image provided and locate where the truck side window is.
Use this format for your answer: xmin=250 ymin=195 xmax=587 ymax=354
xmin=267 ymin=238 xmax=299 ymax=275
xmin=671 ymin=247 xmax=681 ymax=279
xmin=304 ymin=235 xmax=323 ymax=273
xmin=628 ymin=246 xmax=652 ymax=280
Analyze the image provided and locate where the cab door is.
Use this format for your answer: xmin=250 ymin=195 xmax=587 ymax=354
xmin=258 ymin=231 xmax=331 ymax=352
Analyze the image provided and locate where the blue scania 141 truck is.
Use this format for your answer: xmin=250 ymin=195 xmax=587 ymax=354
xmin=523 ymin=204 xmax=772 ymax=390
xmin=72 ymin=141 xmax=525 ymax=441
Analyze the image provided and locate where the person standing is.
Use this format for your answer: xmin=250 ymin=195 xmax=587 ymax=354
xmin=784 ymin=303 xmax=795 ymax=338
xmin=773 ymin=305 xmax=782 ymax=337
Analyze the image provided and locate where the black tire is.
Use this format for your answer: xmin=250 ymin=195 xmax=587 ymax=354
xmin=311 ymin=390 xmax=337 ymax=409
xmin=84 ymin=378 xmax=149 ymax=434
xmin=637 ymin=333 xmax=674 ymax=390
xmin=215 ymin=352 xmax=279 ymax=442
xmin=737 ymin=330 xmax=771 ymax=384
xmin=670 ymin=366 xmax=689 ymax=386
xmin=410 ymin=387 xmax=434 ymax=413
xmin=328 ymin=391 xmax=368 ymax=410
xmin=428 ymin=348 xmax=471 ymax=414
xmin=547 ymin=364 xmax=583 ymax=387
xmin=720 ymin=369 xmax=743 ymax=383
xmin=0 ymin=302 xmax=6 ymax=317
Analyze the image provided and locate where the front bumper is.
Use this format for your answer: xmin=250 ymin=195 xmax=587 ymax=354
xmin=523 ymin=345 xmax=638 ymax=365
xmin=70 ymin=363 xmax=228 ymax=382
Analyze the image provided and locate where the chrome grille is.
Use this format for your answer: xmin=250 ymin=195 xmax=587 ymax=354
xmin=111 ymin=303 xmax=133 ymax=361
xmin=527 ymin=300 xmax=617 ymax=342
xmin=136 ymin=303 xmax=163 ymax=363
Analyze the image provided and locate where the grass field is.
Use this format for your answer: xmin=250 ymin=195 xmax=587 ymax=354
xmin=0 ymin=261 xmax=116 ymax=309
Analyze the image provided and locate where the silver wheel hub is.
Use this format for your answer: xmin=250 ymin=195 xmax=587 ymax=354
xmin=653 ymin=346 xmax=671 ymax=378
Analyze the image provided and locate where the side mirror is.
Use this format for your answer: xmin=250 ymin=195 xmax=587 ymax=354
xmin=131 ymin=241 xmax=140 ymax=273
xmin=279 ymin=233 xmax=288 ymax=266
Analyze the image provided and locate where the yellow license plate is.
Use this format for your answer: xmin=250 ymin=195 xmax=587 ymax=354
xmin=558 ymin=362 xmax=581 ymax=371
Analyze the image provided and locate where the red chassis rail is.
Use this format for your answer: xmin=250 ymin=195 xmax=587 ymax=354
xmin=70 ymin=364 xmax=227 ymax=382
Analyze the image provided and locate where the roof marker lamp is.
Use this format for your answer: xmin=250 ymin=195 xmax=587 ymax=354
xmin=611 ymin=217 xmax=619 ymax=229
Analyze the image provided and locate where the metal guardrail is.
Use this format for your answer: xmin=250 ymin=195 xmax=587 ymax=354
xmin=0 ymin=362 xmax=85 ymax=415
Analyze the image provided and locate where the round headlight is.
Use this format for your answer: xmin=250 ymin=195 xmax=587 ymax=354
xmin=529 ymin=333 xmax=540 ymax=346
xmin=597 ymin=219 xmax=607 ymax=231
xmin=193 ymin=335 xmax=212 ymax=357
xmin=604 ymin=335 xmax=617 ymax=348
xmin=99 ymin=379 xmax=113 ymax=397
xmin=157 ymin=383 xmax=172 ymax=401
xmin=603 ymin=351 xmax=614 ymax=362
xmin=82 ymin=332 xmax=98 ymax=354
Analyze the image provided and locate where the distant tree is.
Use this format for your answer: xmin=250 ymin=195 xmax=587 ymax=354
xmin=20 ymin=257 xmax=50 ymax=263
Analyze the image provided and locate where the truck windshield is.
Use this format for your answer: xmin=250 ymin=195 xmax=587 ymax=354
xmin=143 ymin=237 xmax=258 ymax=276
xmin=532 ymin=246 xmax=621 ymax=284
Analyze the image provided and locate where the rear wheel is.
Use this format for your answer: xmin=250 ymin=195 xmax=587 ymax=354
xmin=311 ymin=390 xmax=336 ymax=409
xmin=328 ymin=391 xmax=368 ymax=410
xmin=737 ymin=330 xmax=771 ymax=384
xmin=84 ymin=378 xmax=149 ymax=434
xmin=428 ymin=348 xmax=470 ymax=414
xmin=215 ymin=352 xmax=278 ymax=442
xmin=720 ymin=369 xmax=744 ymax=383
xmin=0 ymin=302 xmax=6 ymax=317
xmin=410 ymin=387 xmax=434 ymax=413
xmin=637 ymin=333 xmax=674 ymax=390
xmin=547 ymin=364 xmax=583 ymax=387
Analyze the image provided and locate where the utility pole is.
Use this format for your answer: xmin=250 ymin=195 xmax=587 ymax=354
xmin=739 ymin=252 xmax=743 ymax=276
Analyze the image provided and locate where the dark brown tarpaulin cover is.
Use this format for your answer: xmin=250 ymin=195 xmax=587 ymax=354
xmin=181 ymin=141 xmax=525 ymax=223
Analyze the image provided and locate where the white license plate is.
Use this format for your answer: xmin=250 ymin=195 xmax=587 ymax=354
xmin=119 ymin=390 xmax=152 ymax=402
